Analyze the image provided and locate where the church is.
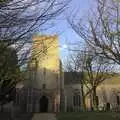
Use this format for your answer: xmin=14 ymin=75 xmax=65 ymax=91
xmin=15 ymin=34 xmax=64 ymax=112
xmin=15 ymin=34 xmax=120 ymax=112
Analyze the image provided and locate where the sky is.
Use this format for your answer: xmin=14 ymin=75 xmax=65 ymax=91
xmin=40 ymin=0 xmax=92 ymax=61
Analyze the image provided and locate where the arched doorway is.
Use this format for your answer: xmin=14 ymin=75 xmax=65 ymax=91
xmin=40 ymin=95 xmax=49 ymax=112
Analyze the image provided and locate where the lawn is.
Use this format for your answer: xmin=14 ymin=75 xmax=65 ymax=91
xmin=57 ymin=112 xmax=120 ymax=120
xmin=0 ymin=112 xmax=33 ymax=120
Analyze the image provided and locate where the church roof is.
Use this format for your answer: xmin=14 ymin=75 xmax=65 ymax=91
xmin=64 ymin=72 xmax=120 ymax=85
xmin=64 ymin=72 xmax=82 ymax=85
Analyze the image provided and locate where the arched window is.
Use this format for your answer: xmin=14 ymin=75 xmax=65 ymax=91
xmin=73 ymin=94 xmax=81 ymax=106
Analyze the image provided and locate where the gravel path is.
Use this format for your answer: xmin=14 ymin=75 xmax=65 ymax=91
xmin=32 ymin=113 xmax=56 ymax=120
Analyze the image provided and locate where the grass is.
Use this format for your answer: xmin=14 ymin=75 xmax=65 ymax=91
xmin=57 ymin=112 xmax=120 ymax=120
xmin=0 ymin=112 xmax=33 ymax=120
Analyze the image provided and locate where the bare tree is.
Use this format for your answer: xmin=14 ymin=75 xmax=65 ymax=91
xmin=0 ymin=0 xmax=70 ymax=78
xmin=64 ymin=47 xmax=115 ymax=110
xmin=0 ymin=0 xmax=70 ymax=66
xmin=67 ymin=0 xmax=120 ymax=110
xmin=84 ymin=50 xmax=115 ymax=110
xmin=0 ymin=0 xmax=70 ymax=105
xmin=68 ymin=0 xmax=120 ymax=67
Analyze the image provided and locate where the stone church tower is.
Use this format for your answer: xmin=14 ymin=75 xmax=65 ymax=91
xmin=23 ymin=34 xmax=63 ymax=112
xmin=31 ymin=35 xmax=60 ymax=90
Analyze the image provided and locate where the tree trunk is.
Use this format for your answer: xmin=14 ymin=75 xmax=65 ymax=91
xmin=81 ymin=84 xmax=86 ymax=111
xmin=92 ymin=86 xmax=98 ymax=111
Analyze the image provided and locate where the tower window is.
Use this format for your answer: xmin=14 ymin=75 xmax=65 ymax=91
xmin=42 ymin=84 xmax=46 ymax=89
xmin=43 ymin=68 xmax=46 ymax=76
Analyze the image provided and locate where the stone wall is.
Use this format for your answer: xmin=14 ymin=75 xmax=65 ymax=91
xmin=15 ymin=87 xmax=60 ymax=112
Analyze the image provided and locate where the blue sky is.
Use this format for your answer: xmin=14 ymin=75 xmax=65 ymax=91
xmin=41 ymin=0 xmax=91 ymax=60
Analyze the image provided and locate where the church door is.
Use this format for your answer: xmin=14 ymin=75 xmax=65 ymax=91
xmin=40 ymin=95 xmax=49 ymax=112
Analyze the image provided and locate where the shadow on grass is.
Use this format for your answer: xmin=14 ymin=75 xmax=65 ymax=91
xmin=57 ymin=112 xmax=120 ymax=120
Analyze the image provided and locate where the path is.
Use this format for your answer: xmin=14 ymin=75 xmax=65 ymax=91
xmin=32 ymin=113 xmax=57 ymax=120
